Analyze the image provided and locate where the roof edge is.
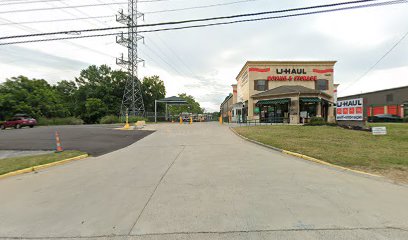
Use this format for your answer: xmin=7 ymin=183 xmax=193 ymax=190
xmin=338 ymin=85 xmax=408 ymax=99
xmin=220 ymin=94 xmax=233 ymax=106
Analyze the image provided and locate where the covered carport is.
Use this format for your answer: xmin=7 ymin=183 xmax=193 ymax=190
xmin=154 ymin=96 xmax=188 ymax=123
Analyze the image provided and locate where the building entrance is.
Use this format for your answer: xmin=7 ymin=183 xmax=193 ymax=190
xmin=257 ymin=98 xmax=290 ymax=123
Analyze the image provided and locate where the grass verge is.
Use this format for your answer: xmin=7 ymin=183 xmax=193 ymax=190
xmin=0 ymin=150 xmax=87 ymax=176
xmin=234 ymin=123 xmax=408 ymax=183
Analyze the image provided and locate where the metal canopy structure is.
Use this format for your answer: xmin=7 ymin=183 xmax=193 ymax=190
xmin=155 ymin=96 xmax=188 ymax=123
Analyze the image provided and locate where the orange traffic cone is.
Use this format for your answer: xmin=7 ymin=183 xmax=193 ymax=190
xmin=55 ymin=131 xmax=64 ymax=153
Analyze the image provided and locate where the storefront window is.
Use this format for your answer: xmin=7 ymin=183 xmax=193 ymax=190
xmin=300 ymin=102 xmax=317 ymax=118
xmin=258 ymin=104 xmax=289 ymax=123
xmin=315 ymin=79 xmax=328 ymax=90
xmin=254 ymin=80 xmax=268 ymax=91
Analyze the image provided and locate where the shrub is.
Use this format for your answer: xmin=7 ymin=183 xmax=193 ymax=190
xmin=37 ymin=117 xmax=83 ymax=126
xmin=82 ymin=98 xmax=107 ymax=124
xmin=306 ymin=117 xmax=326 ymax=126
xmin=100 ymin=115 xmax=121 ymax=124
xmin=127 ymin=116 xmax=148 ymax=123
xmin=403 ymin=117 xmax=408 ymax=123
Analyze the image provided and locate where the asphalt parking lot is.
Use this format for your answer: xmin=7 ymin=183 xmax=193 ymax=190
xmin=0 ymin=125 xmax=154 ymax=156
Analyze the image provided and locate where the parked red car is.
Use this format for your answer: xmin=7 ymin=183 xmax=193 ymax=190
xmin=0 ymin=115 xmax=37 ymax=129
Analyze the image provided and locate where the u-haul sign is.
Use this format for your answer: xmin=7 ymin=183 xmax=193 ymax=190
xmin=336 ymin=98 xmax=363 ymax=121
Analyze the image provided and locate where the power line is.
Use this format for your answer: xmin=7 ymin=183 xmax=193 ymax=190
xmin=342 ymin=29 xmax=408 ymax=91
xmin=0 ymin=0 xmax=250 ymax=10
xmin=54 ymin=0 xmax=111 ymax=28
xmin=44 ymin=0 xmax=117 ymax=57
xmin=144 ymin=43 xmax=187 ymax=76
xmin=0 ymin=0 xmax=390 ymax=40
xmin=0 ymin=2 xmax=127 ymax=14
xmin=145 ymin=35 xmax=198 ymax=78
xmin=0 ymin=0 xmax=258 ymax=25
xmin=0 ymin=33 xmax=120 ymax=46
xmin=0 ymin=16 xmax=116 ymax=59
xmin=137 ymin=0 xmax=407 ymax=33
xmin=144 ymin=0 xmax=258 ymax=14
xmin=0 ymin=0 xmax=257 ymax=26
xmin=0 ymin=15 xmax=114 ymax=26
xmin=0 ymin=0 xmax=385 ymax=29
xmin=0 ymin=0 xmax=405 ymax=45
xmin=0 ymin=0 xmax=63 ymax=5
xmin=152 ymin=32 xmax=197 ymax=77
xmin=0 ymin=0 xmax=175 ymax=3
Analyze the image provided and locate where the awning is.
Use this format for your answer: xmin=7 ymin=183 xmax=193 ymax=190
xmin=156 ymin=96 xmax=188 ymax=105
xmin=300 ymin=97 xmax=321 ymax=103
xmin=256 ymin=98 xmax=291 ymax=106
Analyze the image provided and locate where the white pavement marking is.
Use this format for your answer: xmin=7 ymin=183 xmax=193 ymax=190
xmin=0 ymin=122 xmax=407 ymax=240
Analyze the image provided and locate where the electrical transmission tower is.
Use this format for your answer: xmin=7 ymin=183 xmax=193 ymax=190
xmin=116 ymin=0 xmax=145 ymax=117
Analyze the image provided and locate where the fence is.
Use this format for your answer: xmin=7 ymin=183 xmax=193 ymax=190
xmin=145 ymin=112 xmax=219 ymax=122
xmin=236 ymin=117 xmax=290 ymax=126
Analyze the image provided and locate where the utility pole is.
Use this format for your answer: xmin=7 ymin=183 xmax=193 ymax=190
xmin=116 ymin=0 xmax=145 ymax=117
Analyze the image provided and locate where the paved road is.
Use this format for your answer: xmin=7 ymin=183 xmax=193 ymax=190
xmin=0 ymin=122 xmax=407 ymax=239
xmin=0 ymin=125 xmax=153 ymax=156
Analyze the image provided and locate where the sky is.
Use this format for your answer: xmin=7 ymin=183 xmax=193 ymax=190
xmin=0 ymin=0 xmax=408 ymax=112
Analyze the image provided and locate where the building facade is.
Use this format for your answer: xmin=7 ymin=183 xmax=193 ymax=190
xmin=338 ymin=86 xmax=408 ymax=119
xmin=230 ymin=61 xmax=338 ymax=124
xmin=220 ymin=94 xmax=233 ymax=122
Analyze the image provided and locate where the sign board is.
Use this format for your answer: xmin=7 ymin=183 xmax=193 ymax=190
xmin=372 ymin=127 xmax=387 ymax=135
xmin=300 ymin=111 xmax=308 ymax=118
xmin=336 ymin=98 xmax=363 ymax=121
xmin=249 ymin=67 xmax=334 ymax=82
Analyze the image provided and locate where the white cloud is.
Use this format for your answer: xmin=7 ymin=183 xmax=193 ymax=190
xmin=339 ymin=66 xmax=408 ymax=97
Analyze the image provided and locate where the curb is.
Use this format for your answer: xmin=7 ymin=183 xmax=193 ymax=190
xmin=229 ymin=127 xmax=381 ymax=178
xmin=0 ymin=154 xmax=89 ymax=180
xmin=230 ymin=127 xmax=284 ymax=152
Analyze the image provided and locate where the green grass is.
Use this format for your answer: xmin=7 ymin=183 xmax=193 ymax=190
xmin=0 ymin=150 xmax=87 ymax=176
xmin=234 ymin=123 xmax=408 ymax=171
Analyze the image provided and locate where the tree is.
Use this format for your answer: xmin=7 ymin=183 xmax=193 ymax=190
xmin=0 ymin=66 xmax=169 ymax=123
xmin=0 ymin=76 xmax=68 ymax=119
xmin=54 ymin=80 xmax=78 ymax=116
xmin=141 ymin=75 xmax=166 ymax=112
xmin=83 ymin=98 xmax=107 ymax=123
xmin=74 ymin=65 xmax=127 ymax=117
xmin=168 ymin=93 xmax=203 ymax=115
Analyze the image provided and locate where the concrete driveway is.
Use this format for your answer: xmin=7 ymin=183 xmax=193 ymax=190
xmin=0 ymin=122 xmax=407 ymax=239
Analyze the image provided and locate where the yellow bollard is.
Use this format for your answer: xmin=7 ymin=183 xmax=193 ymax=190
xmin=179 ymin=116 xmax=182 ymax=124
xmin=189 ymin=117 xmax=193 ymax=124
xmin=123 ymin=113 xmax=130 ymax=129
xmin=219 ymin=116 xmax=223 ymax=124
